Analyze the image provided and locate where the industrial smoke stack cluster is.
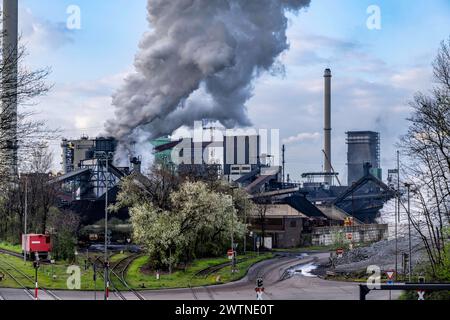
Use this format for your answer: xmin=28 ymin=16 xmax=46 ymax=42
xmin=1 ymin=0 xmax=19 ymax=177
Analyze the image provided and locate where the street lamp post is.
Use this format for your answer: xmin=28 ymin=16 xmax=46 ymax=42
xmin=243 ymin=201 xmax=247 ymax=256
xmin=23 ymin=176 xmax=28 ymax=262
xmin=404 ymin=183 xmax=413 ymax=282
xmin=395 ymin=151 xmax=400 ymax=280
xmin=230 ymin=186 xmax=238 ymax=273
xmin=95 ymin=151 xmax=113 ymax=300
xmin=33 ymin=258 xmax=39 ymax=300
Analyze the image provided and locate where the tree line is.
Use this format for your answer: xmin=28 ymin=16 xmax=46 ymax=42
xmin=400 ymin=37 xmax=450 ymax=287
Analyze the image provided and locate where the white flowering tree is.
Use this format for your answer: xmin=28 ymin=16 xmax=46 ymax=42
xmin=129 ymin=180 xmax=246 ymax=271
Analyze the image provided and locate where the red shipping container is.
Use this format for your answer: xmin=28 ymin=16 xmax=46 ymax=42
xmin=22 ymin=234 xmax=52 ymax=254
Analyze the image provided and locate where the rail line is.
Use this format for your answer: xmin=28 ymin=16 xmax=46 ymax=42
xmin=93 ymin=254 xmax=145 ymax=300
xmin=0 ymin=263 xmax=35 ymax=300
xmin=91 ymin=255 xmax=125 ymax=300
xmin=0 ymin=248 xmax=24 ymax=259
xmin=0 ymin=255 xmax=61 ymax=300
xmin=188 ymin=258 xmax=250 ymax=300
xmin=115 ymin=254 xmax=146 ymax=300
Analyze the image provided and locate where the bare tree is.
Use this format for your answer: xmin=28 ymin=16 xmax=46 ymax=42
xmin=253 ymin=195 xmax=271 ymax=250
xmin=0 ymin=143 xmax=57 ymax=242
xmin=0 ymin=27 xmax=55 ymax=241
xmin=0 ymin=38 xmax=53 ymax=188
xmin=399 ymin=37 xmax=450 ymax=275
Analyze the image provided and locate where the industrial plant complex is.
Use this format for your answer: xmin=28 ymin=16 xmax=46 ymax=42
xmin=1 ymin=0 xmax=448 ymax=306
xmin=52 ymin=68 xmax=392 ymax=249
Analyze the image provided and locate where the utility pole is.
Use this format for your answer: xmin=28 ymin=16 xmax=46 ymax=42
xmin=282 ymin=145 xmax=285 ymax=184
xmin=396 ymin=151 xmax=400 ymax=280
xmin=96 ymin=151 xmax=113 ymax=300
xmin=243 ymin=201 xmax=247 ymax=256
xmin=230 ymin=186 xmax=237 ymax=273
xmin=405 ymin=183 xmax=412 ymax=282
xmin=24 ymin=176 xmax=28 ymax=262
xmin=104 ymin=153 xmax=109 ymax=300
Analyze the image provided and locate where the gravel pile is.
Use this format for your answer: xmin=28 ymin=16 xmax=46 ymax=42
xmin=334 ymin=236 xmax=427 ymax=273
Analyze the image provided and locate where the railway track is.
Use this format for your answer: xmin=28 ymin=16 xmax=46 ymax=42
xmin=113 ymin=254 xmax=146 ymax=300
xmin=90 ymin=255 xmax=123 ymax=300
xmin=189 ymin=258 xmax=249 ymax=300
xmin=0 ymin=255 xmax=60 ymax=300
xmin=93 ymin=254 xmax=145 ymax=300
xmin=0 ymin=263 xmax=34 ymax=300
xmin=0 ymin=248 xmax=24 ymax=259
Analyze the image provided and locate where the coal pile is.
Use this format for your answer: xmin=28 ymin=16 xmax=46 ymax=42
xmin=334 ymin=237 xmax=426 ymax=272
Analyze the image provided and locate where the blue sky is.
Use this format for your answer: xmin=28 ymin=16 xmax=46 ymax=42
xmin=17 ymin=0 xmax=450 ymax=182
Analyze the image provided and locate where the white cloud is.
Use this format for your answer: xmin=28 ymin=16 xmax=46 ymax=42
xmin=19 ymin=7 xmax=74 ymax=52
xmin=28 ymin=71 xmax=129 ymax=171
xmin=282 ymin=132 xmax=320 ymax=144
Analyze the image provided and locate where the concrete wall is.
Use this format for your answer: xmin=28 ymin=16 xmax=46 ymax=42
xmin=312 ymin=224 xmax=388 ymax=246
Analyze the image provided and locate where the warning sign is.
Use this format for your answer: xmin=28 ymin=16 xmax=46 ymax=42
xmin=386 ymin=270 xmax=395 ymax=280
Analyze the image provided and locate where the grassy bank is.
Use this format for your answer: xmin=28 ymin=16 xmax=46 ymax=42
xmin=0 ymin=241 xmax=22 ymax=254
xmin=0 ymin=251 xmax=273 ymax=291
xmin=0 ymin=253 xmax=97 ymax=290
xmin=126 ymin=253 xmax=274 ymax=290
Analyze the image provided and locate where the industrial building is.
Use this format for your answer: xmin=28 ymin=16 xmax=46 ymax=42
xmin=346 ymin=131 xmax=382 ymax=185
xmin=52 ymin=136 xmax=140 ymax=223
xmin=151 ymin=131 xmax=262 ymax=182
xmin=223 ymin=134 xmax=260 ymax=178
xmin=237 ymin=69 xmax=394 ymax=224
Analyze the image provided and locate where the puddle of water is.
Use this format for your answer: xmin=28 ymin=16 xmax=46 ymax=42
xmin=287 ymin=262 xmax=318 ymax=278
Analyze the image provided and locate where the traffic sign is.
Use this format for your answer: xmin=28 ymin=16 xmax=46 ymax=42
xmin=256 ymin=277 xmax=264 ymax=288
xmin=417 ymin=291 xmax=425 ymax=300
xmin=386 ymin=270 xmax=395 ymax=280
xmin=227 ymin=249 xmax=234 ymax=260
xmin=417 ymin=276 xmax=426 ymax=300
xmin=346 ymin=233 xmax=353 ymax=240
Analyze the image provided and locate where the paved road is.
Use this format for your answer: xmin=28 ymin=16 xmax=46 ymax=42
xmin=0 ymin=253 xmax=401 ymax=301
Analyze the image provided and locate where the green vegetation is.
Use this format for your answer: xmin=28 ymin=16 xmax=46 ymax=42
xmin=0 ymin=252 xmax=273 ymax=291
xmin=0 ymin=241 xmax=22 ymax=254
xmin=0 ymin=253 xmax=96 ymax=290
xmin=113 ymin=169 xmax=254 ymax=272
xmin=126 ymin=253 xmax=273 ymax=290
xmin=400 ymin=241 xmax=450 ymax=300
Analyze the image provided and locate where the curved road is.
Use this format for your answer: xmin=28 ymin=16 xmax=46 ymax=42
xmin=0 ymin=252 xmax=401 ymax=300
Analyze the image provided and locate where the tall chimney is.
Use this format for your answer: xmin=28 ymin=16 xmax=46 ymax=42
xmin=1 ymin=0 xmax=19 ymax=177
xmin=323 ymin=68 xmax=332 ymax=185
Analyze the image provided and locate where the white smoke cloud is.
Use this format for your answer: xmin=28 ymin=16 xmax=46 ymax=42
xmin=105 ymin=0 xmax=311 ymax=154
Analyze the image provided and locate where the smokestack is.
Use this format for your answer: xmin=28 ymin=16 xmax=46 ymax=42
xmin=1 ymin=0 xmax=19 ymax=177
xmin=324 ymin=68 xmax=332 ymax=185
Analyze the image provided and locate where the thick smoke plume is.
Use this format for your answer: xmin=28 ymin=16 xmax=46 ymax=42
xmin=106 ymin=0 xmax=311 ymax=152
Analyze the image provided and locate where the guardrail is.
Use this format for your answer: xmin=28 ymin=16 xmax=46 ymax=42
xmin=359 ymin=283 xmax=450 ymax=300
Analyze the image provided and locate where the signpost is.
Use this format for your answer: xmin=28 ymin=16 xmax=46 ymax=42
xmin=418 ymin=276 xmax=426 ymax=300
xmin=93 ymin=263 xmax=97 ymax=301
xmin=255 ymin=277 xmax=264 ymax=300
xmin=386 ymin=270 xmax=395 ymax=283
xmin=386 ymin=270 xmax=395 ymax=300
xmin=33 ymin=260 xmax=40 ymax=300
